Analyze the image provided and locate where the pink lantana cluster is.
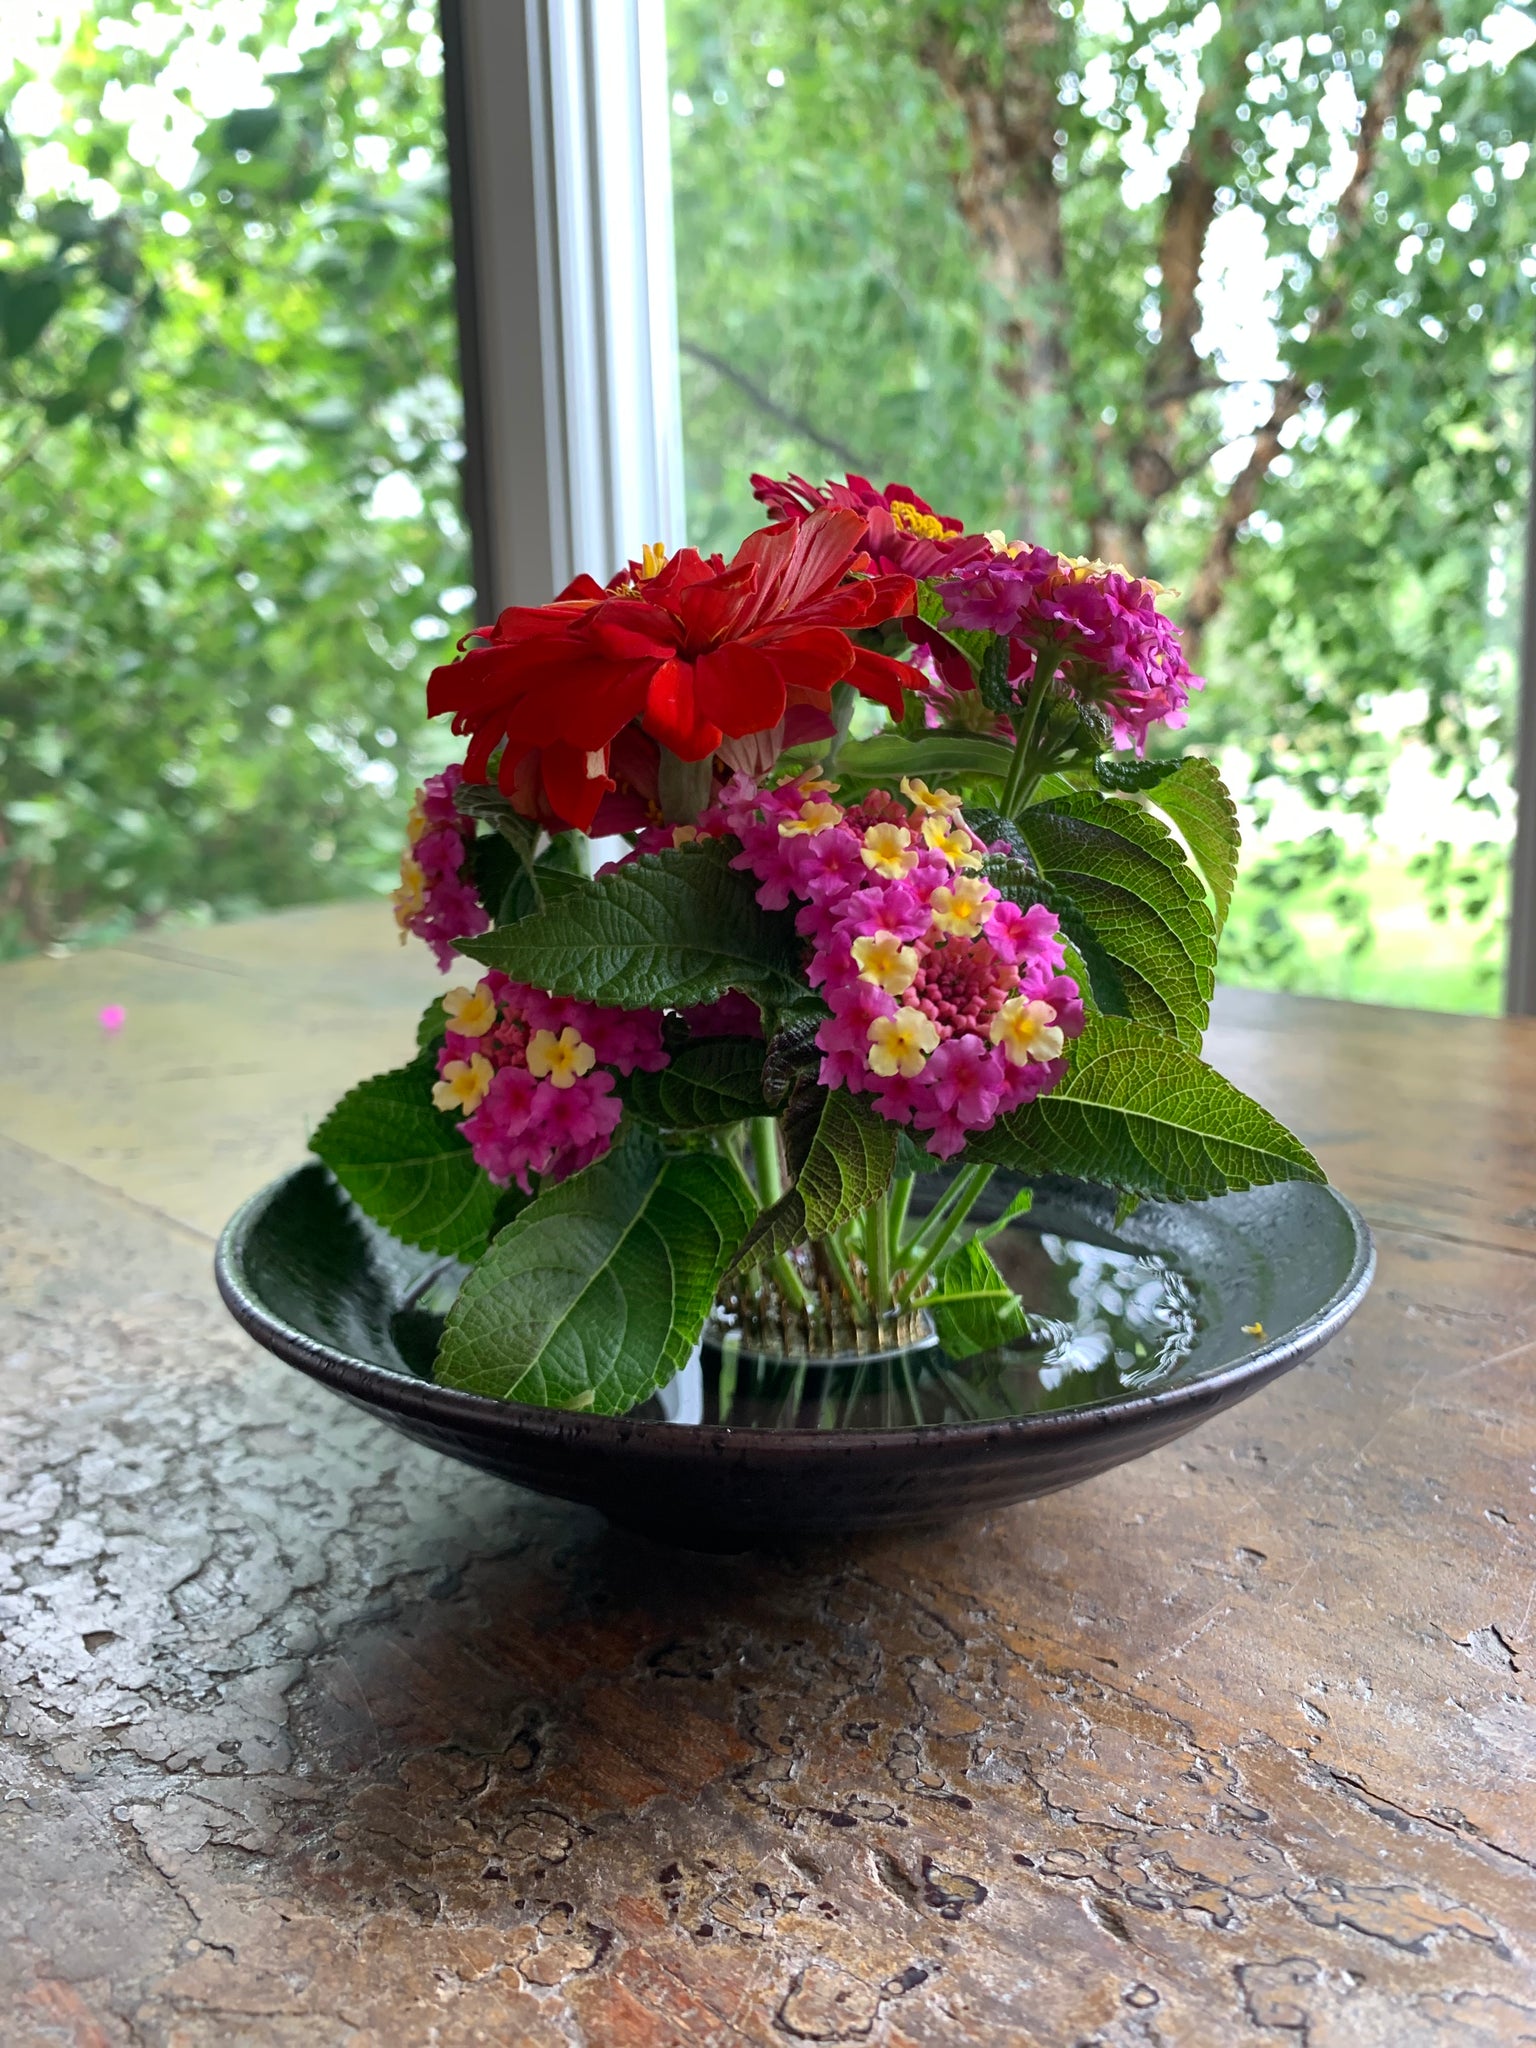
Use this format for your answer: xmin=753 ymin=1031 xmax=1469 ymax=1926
xmin=715 ymin=773 xmax=1085 ymax=1159
xmin=935 ymin=551 xmax=1202 ymax=754
xmin=430 ymin=972 xmax=668 ymax=1190
xmin=394 ymin=764 xmax=489 ymax=971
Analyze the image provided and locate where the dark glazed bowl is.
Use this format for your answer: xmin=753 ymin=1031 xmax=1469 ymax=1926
xmin=216 ymin=1163 xmax=1374 ymax=1546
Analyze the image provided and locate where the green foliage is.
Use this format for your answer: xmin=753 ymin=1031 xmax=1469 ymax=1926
xmin=927 ymin=1234 xmax=1028 ymax=1361
xmin=625 ymin=1035 xmax=770 ymax=1129
xmin=734 ymin=1086 xmax=897 ymax=1271
xmin=310 ymin=1054 xmax=500 ymax=1262
xmin=667 ymin=0 xmax=1531 ymax=1005
xmin=434 ymin=1132 xmax=754 ymax=1414
xmin=1 ymin=4 xmax=469 ymax=955
xmin=460 ymin=841 xmax=804 ymax=1012
xmin=969 ymin=1016 xmax=1324 ymax=1199
xmin=1012 ymin=795 xmax=1217 ymax=1043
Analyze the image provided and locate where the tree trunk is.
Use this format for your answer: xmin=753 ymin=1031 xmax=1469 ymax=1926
xmin=918 ymin=0 xmax=1074 ymax=537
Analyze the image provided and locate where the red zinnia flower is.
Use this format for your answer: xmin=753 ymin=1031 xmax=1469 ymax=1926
xmin=427 ymin=506 xmax=926 ymax=831
xmin=749 ymin=471 xmax=994 ymax=580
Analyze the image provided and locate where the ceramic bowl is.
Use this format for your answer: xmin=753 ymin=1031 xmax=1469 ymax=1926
xmin=216 ymin=1162 xmax=1373 ymax=1546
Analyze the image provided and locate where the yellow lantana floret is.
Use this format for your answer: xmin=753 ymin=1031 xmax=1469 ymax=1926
xmin=861 ymin=821 xmax=918 ymax=879
xmin=989 ymin=997 xmax=1065 ymax=1067
xmin=866 ymin=1009 xmax=941 ymax=1078
xmin=921 ymin=811 xmax=983 ymax=869
xmin=431 ymin=1053 xmax=494 ymax=1115
xmin=779 ymin=799 xmax=844 ymax=839
xmin=527 ymin=1025 xmax=597 ymax=1089
xmin=443 ymin=980 xmax=499 ymax=1038
xmin=900 ymin=776 xmax=960 ymax=816
xmin=404 ymin=792 xmax=429 ymax=845
xmin=851 ymin=928 xmax=920 ymax=996
xmin=393 ymin=853 xmax=425 ymax=938
xmin=928 ymin=875 xmax=992 ymax=937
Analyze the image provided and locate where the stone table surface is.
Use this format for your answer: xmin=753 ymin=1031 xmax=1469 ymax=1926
xmin=3 ymin=903 xmax=1536 ymax=2048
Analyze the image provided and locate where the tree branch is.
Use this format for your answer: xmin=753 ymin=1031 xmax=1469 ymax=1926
xmin=1183 ymin=0 xmax=1443 ymax=637
xmin=677 ymin=340 xmax=872 ymax=476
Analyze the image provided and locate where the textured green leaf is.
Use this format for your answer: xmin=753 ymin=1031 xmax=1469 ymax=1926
xmin=458 ymin=840 xmax=803 ymax=1012
xmin=1093 ymin=757 xmax=1241 ymax=936
xmin=927 ymin=1235 xmax=1029 ymax=1360
xmin=434 ymin=1132 xmax=754 ymax=1414
xmin=983 ymin=851 xmax=1130 ymax=1018
xmin=311 ymin=1055 xmax=498 ymax=1260
xmin=415 ymin=993 xmax=447 ymax=1052
xmin=625 ymin=1036 xmax=770 ymax=1129
xmin=733 ymin=1086 xmax=896 ymax=1271
xmin=968 ymin=1017 xmax=1324 ymax=1199
xmin=1016 ymin=794 xmax=1216 ymax=1044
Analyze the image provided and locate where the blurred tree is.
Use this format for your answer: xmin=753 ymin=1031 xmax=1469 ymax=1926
xmin=669 ymin=0 xmax=1534 ymax=1004
xmin=0 ymin=0 xmax=469 ymax=954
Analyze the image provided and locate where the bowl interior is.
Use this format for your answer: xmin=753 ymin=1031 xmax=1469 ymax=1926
xmin=231 ymin=1163 xmax=1371 ymax=1434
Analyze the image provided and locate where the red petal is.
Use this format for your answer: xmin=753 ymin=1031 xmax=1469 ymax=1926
xmin=846 ymin=645 xmax=929 ymax=721
xmin=539 ymin=740 xmax=611 ymax=833
xmin=755 ymin=625 xmax=853 ymax=698
xmin=694 ymin=642 xmax=786 ymax=739
xmin=641 ymin=658 xmax=722 ymax=759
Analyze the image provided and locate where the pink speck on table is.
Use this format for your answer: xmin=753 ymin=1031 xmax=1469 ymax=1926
xmin=98 ymin=1004 xmax=126 ymax=1034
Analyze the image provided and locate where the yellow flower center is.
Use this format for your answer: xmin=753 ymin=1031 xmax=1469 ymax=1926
xmin=526 ymin=1025 xmax=597 ymax=1089
xmin=866 ymin=1009 xmax=940 ymax=1079
xmin=921 ymin=812 xmax=983 ymax=869
xmin=900 ymin=775 xmax=960 ymax=816
xmin=851 ymin=928 xmax=920 ymax=996
xmin=640 ymin=541 xmax=669 ymax=580
xmin=989 ymin=997 xmax=1065 ymax=1067
xmin=443 ymin=980 xmax=499 ymax=1038
xmin=984 ymin=528 xmax=1023 ymax=557
xmin=888 ymin=499 xmax=946 ymax=540
xmin=928 ymin=875 xmax=991 ymax=937
xmin=860 ymin=821 xmax=917 ymax=879
xmin=431 ymin=1053 xmax=494 ymax=1115
xmin=778 ymin=799 xmax=844 ymax=839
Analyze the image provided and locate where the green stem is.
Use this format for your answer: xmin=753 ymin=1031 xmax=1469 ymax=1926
xmin=898 ymin=1168 xmax=972 ymax=1263
xmin=886 ymin=1172 xmax=913 ymax=1272
xmin=896 ymin=1165 xmax=995 ymax=1306
xmin=998 ymin=653 xmax=1061 ymax=818
xmin=863 ymin=1193 xmax=892 ymax=1315
xmin=748 ymin=1116 xmax=784 ymax=1205
xmin=822 ymin=1222 xmax=863 ymax=1310
xmin=744 ymin=1116 xmax=807 ymax=1312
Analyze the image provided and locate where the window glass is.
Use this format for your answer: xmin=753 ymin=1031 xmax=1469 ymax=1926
xmin=1 ymin=1 xmax=467 ymax=955
xmin=668 ymin=0 xmax=1535 ymax=1012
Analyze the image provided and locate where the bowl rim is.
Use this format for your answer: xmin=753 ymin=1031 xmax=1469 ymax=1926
xmin=216 ymin=1166 xmax=1375 ymax=1461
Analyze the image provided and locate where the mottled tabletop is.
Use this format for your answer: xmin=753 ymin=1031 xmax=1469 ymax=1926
xmin=3 ymin=905 xmax=1535 ymax=2047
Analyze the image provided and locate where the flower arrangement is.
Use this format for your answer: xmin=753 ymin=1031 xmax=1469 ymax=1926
xmin=312 ymin=473 xmax=1321 ymax=1414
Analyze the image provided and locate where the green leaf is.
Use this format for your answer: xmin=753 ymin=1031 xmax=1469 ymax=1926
xmin=927 ymin=1235 xmax=1029 ymax=1360
xmin=834 ymin=731 xmax=1015 ymax=796
xmin=434 ymin=1132 xmax=754 ymax=1414
xmin=733 ymin=1087 xmax=896 ymax=1271
xmin=967 ymin=1017 xmax=1324 ymax=1199
xmin=458 ymin=840 xmax=803 ymax=1012
xmin=1015 ymin=794 xmax=1215 ymax=1044
xmin=1143 ymin=759 xmax=1241 ymax=937
xmin=983 ymin=849 xmax=1131 ymax=1018
xmin=4 ymin=272 xmax=63 ymax=359
xmin=976 ymin=632 xmax=1013 ymax=713
xmin=1093 ymin=758 xmax=1240 ymax=935
xmin=415 ymin=993 xmax=447 ymax=1052
xmin=311 ymin=1055 xmax=499 ymax=1260
xmin=626 ymin=1036 xmax=769 ymax=1129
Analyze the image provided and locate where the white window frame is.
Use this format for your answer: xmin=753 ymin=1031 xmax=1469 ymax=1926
xmin=440 ymin=0 xmax=683 ymax=613
xmin=440 ymin=1 xmax=1536 ymax=1015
